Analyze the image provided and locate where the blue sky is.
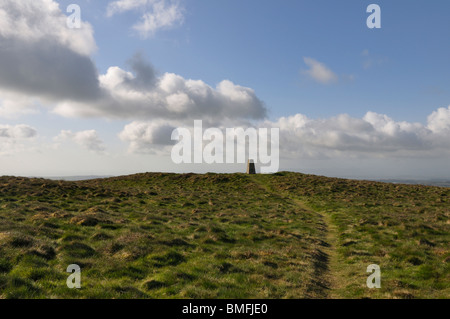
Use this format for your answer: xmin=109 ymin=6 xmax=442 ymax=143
xmin=54 ymin=0 xmax=450 ymax=121
xmin=1 ymin=0 xmax=450 ymax=178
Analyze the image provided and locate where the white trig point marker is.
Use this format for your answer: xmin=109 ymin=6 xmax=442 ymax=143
xmin=247 ymin=159 xmax=256 ymax=174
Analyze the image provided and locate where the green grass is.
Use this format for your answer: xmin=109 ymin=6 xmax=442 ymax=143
xmin=0 ymin=172 xmax=448 ymax=299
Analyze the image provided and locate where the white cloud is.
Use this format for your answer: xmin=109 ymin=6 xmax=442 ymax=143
xmin=266 ymin=107 xmax=450 ymax=159
xmin=119 ymin=121 xmax=176 ymax=153
xmin=0 ymin=91 xmax=40 ymax=118
xmin=55 ymin=130 xmax=106 ymax=153
xmin=107 ymin=0 xmax=184 ymax=37
xmin=0 ymin=0 xmax=96 ymax=56
xmin=427 ymin=106 xmax=450 ymax=133
xmin=134 ymin=1 xmax=183 ymax=37
xmin=106 ymin=0 xmax=149 ymax=15
xmin=0 ymin=124 xmax=37 ymax=139
xmin=302 ymin=57 xmax=338 ymax=84
xmin=0 ymin=124 xmax=37 ymax=156
xmin=117 ymin=116 xmax=265 ymax=154
xmin=0 ymin=3 xmax=264 ymax=123
xmin=116 ymin=107 xmax=450 ymax=158
xmin=0 ymin=0 xmax=100 ymax=104
xmin=53 ymin=55 xmax=267 ymax=122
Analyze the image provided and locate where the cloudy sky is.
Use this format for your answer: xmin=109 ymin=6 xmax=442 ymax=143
xmin=1 ymin=0 xmax=450 ymax=179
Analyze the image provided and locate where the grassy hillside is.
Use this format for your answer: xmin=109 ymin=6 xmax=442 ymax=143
xmin=0 ymin=172 xmax=448 ymax=299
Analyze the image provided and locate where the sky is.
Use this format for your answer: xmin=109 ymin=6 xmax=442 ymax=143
xmin=1 ymin=0 xmax=450 ymax=179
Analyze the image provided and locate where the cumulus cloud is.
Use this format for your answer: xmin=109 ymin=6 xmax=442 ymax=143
xmin=0 ymin=91 xmax=40 ymax=118
xmin=54 ymin=54 xmax=267 ymax=121
xmin=111 ymin=105 xmax=450 ymax=161
xmin=119 ymin=121 xmax=176 ymax=153
xmin=0 ymin=0 xmax=96 ymax=56
xmin=0 ymin=0 xmax=100 ymax=103
xmin=117 ymin=117 xmax=265 ymax=154
xmin=0 ymin=124 xmax=37 ymax=139
xmin=55 ymin=130 xmax=106 ymax=153
xmin=107 ymin=0 xmax=184 ymax=37
xmin=265 ymin=106 xmax=450 ymax=159
xmin=0 ymin=124 xmax=37 ymax=155
xmin=427 ymin=106 xmax=450 ymax=133
xmin=302 ymin=57 xmax=338 ymax=84
xmin=0 ymin=1 xmax=265 ymax=124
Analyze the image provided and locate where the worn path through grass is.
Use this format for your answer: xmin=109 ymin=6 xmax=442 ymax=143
xmin=2 ymin=172 xmax=447 ymax=298
xmin=249 ymin=175 xmax=341 ymax=298
xmin=0 ymin=173 xmax=335 ymax=298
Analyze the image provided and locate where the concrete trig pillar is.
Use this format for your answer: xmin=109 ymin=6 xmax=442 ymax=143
xmin=246 ymin=159 xmax=256 ymax=174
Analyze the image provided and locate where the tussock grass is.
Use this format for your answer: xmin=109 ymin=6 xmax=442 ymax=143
xmin=0 ymin=173 xmax=448 ymax=298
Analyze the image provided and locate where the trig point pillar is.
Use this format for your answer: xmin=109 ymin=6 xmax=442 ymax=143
xmin=246 ymin=160 xmax=256 ymax=174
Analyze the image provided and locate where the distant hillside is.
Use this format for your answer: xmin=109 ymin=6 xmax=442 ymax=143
xmin=28 ymin=174 xmax=450 ymax=187
xmin=0 ymin=172 xmax=448 ymax=299
xmin=31 ymin=176 xmax=114 ymax=181
xmin=377 ymin=179 xmax=450 ymax=188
